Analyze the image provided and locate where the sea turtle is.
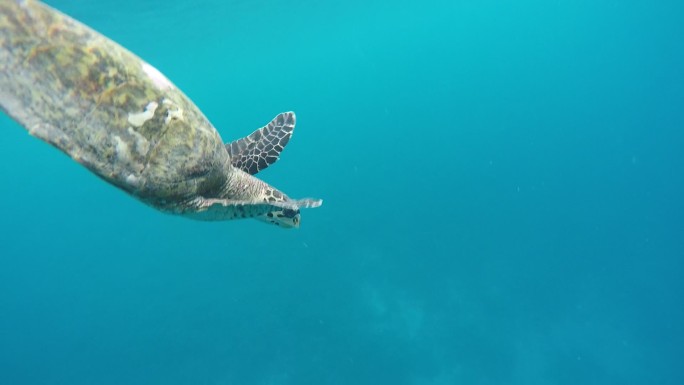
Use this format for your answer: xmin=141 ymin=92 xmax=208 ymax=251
xmin=0 ymin=0 xmax=322 ymax=228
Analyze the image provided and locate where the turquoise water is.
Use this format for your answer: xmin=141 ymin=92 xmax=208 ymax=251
xmin=1 ymin=0 xmax=683 ymax=383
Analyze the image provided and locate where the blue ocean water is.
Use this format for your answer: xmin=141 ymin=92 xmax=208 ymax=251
xmin=1 ymin=0 xmax=683 ymax=383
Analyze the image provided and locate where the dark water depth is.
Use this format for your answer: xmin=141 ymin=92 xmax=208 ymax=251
xmin=1 ymin=0 xmax=683 ymax=384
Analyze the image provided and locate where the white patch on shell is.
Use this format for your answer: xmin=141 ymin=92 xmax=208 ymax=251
xmin=162 ymin=98 xmax=184 ymax=124
xmin=113 ymin=126 xmax=148 ymax=184
xmin=125 ymin=174 xmax=141 ymax=187
xmin=142 ymin=62 xmax=173 ymax=90
xmin=127 ymin=126 xmax=150 ymax=156
xmin=113 ymin=135 xmax=130 ymax=161
xmin=127 ymin=101 xmax=158 ymax=127
xmin=113 ymin=135 xmax=141 ymax=175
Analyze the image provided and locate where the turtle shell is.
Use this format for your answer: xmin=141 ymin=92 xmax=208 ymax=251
xmin=0 ymin=0 xmax=229 ymax=208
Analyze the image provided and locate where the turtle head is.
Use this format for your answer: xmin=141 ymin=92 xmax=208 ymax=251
xmin=252 ymin=184 xmax=303 ymax=228
xmin=257 ymin=207 xmax=301 ymax=228
xmin=256 ymin=197 xmax=322 ymax=228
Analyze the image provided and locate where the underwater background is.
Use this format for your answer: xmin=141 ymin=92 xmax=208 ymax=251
xmin=1 ymin=0 xmax=683 ymax=384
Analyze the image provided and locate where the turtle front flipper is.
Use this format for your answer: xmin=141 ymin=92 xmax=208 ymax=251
xmin=225 ymin=112 xmax=295 ymax=175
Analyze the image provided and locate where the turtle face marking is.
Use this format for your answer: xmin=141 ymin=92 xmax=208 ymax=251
xmin=265 ymin=208 xmax=301 ymax=228
xmin=259 ymin=187 xmax=301 ymax=228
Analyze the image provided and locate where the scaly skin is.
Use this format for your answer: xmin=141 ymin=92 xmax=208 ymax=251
xmin=0 ymin=0 xmax=321 ymax=226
